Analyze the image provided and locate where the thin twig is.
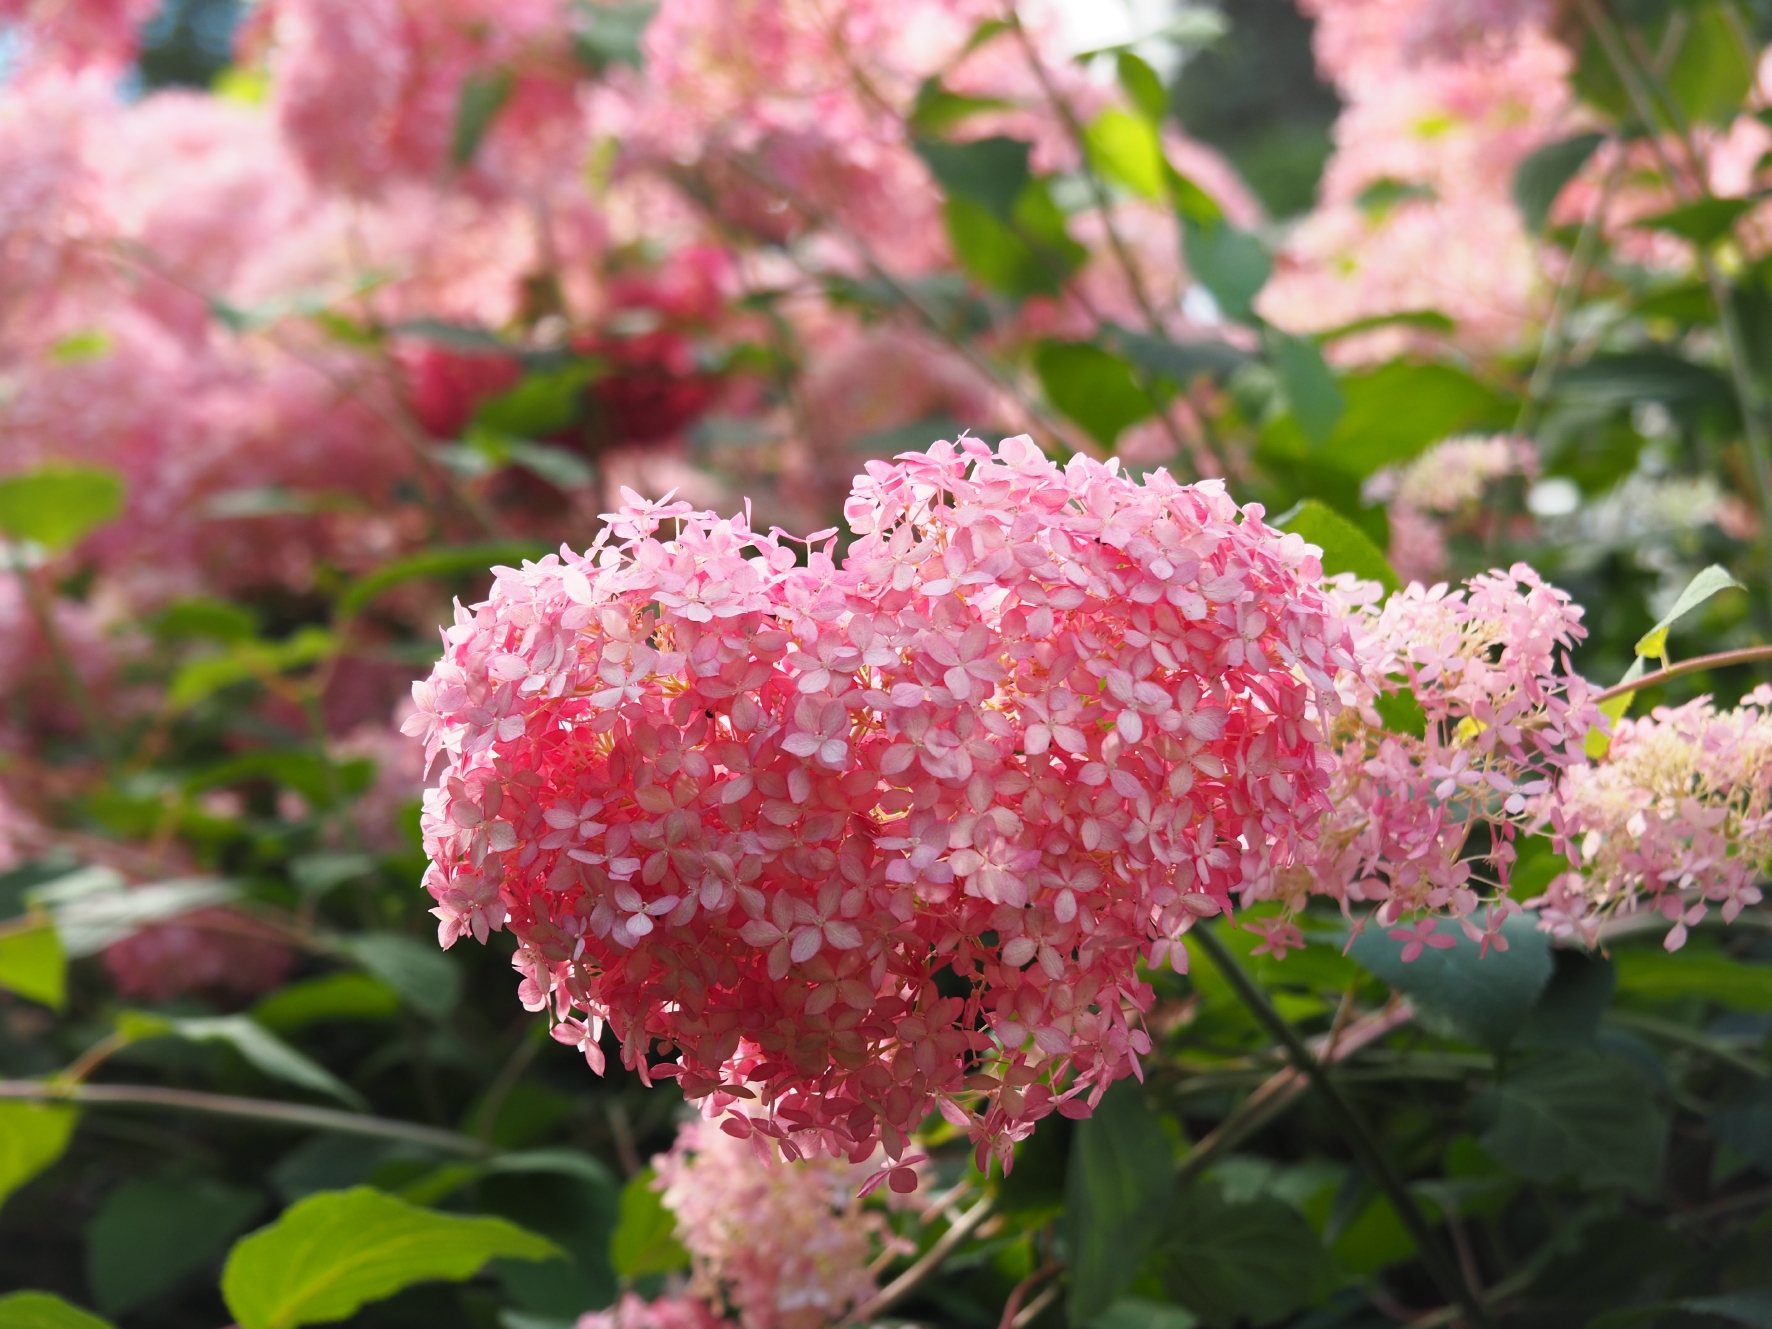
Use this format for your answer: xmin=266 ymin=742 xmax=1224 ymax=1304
xmin=1010 ymin=1282 xmax=1061 ymax=1329
xmin=846 ymin=1196 xmax=995 ymax=1324
xmin=0 ymin=1078 xmax=490 ymax=1156
xmin=1191 ymin=928 xmax=1493 ymax=1329
xmin=1002 ymin=8 xmax=1198 ymax=471
xmin=1591 ymin=644 xmax=1772 ymax=704
xmin=998 ymin=1264 xmax=1064 ymax=1329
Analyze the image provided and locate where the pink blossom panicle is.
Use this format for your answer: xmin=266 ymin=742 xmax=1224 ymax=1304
xmin=1537 ymin=686 xmax=1772 ymax=949
xmin=407 ymin=435 xmax=1352 ymax=1174
xmin=653 ymin=1115 xmax=920 ymax=1329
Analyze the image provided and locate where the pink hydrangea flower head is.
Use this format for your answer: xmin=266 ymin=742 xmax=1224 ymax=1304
xmin=653 ymin=1115 xmax=918 ymax=1329
xmin=578 ymin=1295 xmax=731 ymax=1329
xmin=409 ymin=435 xmax=1353 ymax=1173
xmin=1537 ymin=687 xmax=1772 ymax=948
xmin=102 ymin=907 xmax=299 ymax=1003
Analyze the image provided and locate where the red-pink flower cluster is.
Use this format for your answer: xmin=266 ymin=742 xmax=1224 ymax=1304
xmin=1538 ymin=686 xmax=1772 ymax=949
xmin=1253 ymin=567 xmax=1598 ymax=954
xmin=407 ymin=435 xmax=1353 ymax=1171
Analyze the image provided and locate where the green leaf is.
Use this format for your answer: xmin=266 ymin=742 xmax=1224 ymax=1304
xmin=1265 ymin=330 xmax=1344 ymax=444
xmin=153 ymin=598 xmax=259 ymax=643
xmin=0 ymin=1102 xmax=78 ymax=1211
xmin=1152 ymin=1179 xmax=1336 ymax=1327
xmin=139 ymin=1015 xmax=368 ymax=1109
xmin=473 ymin=364 xmax=595 ymax=439
xmin=1632 ymin=564 xmax=1744 ymax=662
xmin=1033 ymin=342 xmax=1154 ymax=449
xmin=1586 ymin=656 xmax=1646 ymax=760
xmin=1347 ymin=911 xmax=1552 ymax=1052
xmin=1091 ymin=1301 xmax=1197 ymax=1329
xmin=1613 ymin=949 xmax=1772 ymax=1010
xmin=28 ymin=867 xmax=238 ymax=957
xmin=1373 ymin=686 xmax=1427 ymax=738
xmin=222 ymin=1187 xmax=558 ymax=1329
xmin=1316 ymin=309 xmax=1456 ymax=343
xmin=609 ymin=1169 xmax=689 ymax=1281
xmin=0 ymin=920 xmax=65 ymax=1009
xmin=1666 ymin=4 xmax=1755 ymax=127
xmin=253 ymin=973 xmax=403 ymax=1031
xmin=1101 ymin=325 xmax=1251 ymax=385
xmin=0 ymin=1293 xmax=114 ymax=1329
xmin=451 ymin=68 xmax=514 ymax=169
xmin=88 ymin=1178 xmax=263 ymax=1315
xmin=289 ymin=852 xmax=378 ymax=899
xmin=0 ymin=467 xmax=125 ymax=553
xmin=336 ymin=541 xmax=547 ymax=619
xmin=906 ymin=78 xmax=1010 ymax=136
xmin=1273 ymin=361 xmax=1508 ymax=477
xmin=944 ymin=192 xmax=1084 ymax=298
xmin=167 ymin=627 xmax=336 ymax=711
xmin=1633 ymin=197 xmax=1756 ymax=248
xmin=1553 ymin=353 xmax=1735 ymax=413
xmin=1712 ymin=1076 xmax=1772 ymax=1172
xmin=1512 ymin=132 xmax=1604 ymax=234
xmin=1591 ymin=1292 xmax=1772 ymax=1329
xmin=1117 ymin=52 xmax=1168 ymax=125
xmin=340 ymin=933 xmax=463 ymax=1020
xmin=1275 ymin=499 xmax=1398 ymax=595
xmin=1066 ymin=1080 xmax=1173 ymax=1325
xmin=1477 ymin=1051 xmax=1667 ymax=1194
xmin=1181 ymin=219 xmax=1270 ymax=326
xmin=569 ymin=0 xmax=655 ymax=73
xmin=916 ymin=136 xmax=1033 ymax=222
xmin=1086 ymin=108 xmax=1166 ymax=200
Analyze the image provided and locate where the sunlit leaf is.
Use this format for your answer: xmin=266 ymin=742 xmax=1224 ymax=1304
xmin=1632 ymin=564 xmax=1744 ymax=662
xmin=0 ymin=1102 xmax=78 ymax=1212
xmin=0 ymin=1293 xmax=113 ymax=1329
xmin=1033 ymin=341 xmax=1154 ymax=449
xmin=1086 ymin=108 xmax=1166 ymax=200
xmin=0 ymin=919 xmax=65 ymax=1010
xmin=222 ymin=1187 xmax=557 ymax=1329
xmin=1276 ymin=498 xmax=1397 ymax=595
xmin=609 ymin=1169 xmax=689 ymax=1280
xmin=0 ymin=467 xmax=125 ymax=553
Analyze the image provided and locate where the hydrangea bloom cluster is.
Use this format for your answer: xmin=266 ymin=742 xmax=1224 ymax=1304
xmin=102 ymin=907 xmax=299 ymax=1003
xmin=653 ymin=1115 xmax=917 ymax=1329
xmin=407 ymin=435 xmax=1352 ymax=1169
xmin=579 ymin=1297 xmax=729 ymax=1329
xmin=1364 ymin=434 xmax=1538 ymax=582
xmin=1537 ymin=687 xmax=1772 ymax=949
xmin=1252 ymin=567 xmax=1599 ymax=955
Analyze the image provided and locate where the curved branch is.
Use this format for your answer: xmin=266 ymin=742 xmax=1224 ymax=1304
xmin=0 ymin=1079 xmax=489 ymax=1157
xmin=1591 ymin=644 xmax=1772 ymax=705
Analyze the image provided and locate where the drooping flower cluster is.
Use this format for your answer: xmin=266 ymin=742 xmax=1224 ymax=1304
xmin=653 ymin=1115 xmax=918 ymax=1329
xmin=407 ymin=435 xmax=1353 ymax=1170
xmin=1251 ymin=566 xmax=1599 ymax=953
xmin=1537 ymin=687 xmax=1772 ymax=949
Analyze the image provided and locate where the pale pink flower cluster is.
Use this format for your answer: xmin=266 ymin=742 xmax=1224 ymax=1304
xmin=1537 ymin=687 xmax=1772 ymax=949
xmin=1252 ymin=567 xmax=1598 ymax=953
xmin=654 ymin=1116 xmax=915 ymax=1329
xmin=1265 ymin=1 xmax=1574 ymax=358
xmin=0 ymin=0 xmax=158 ymax=70
xmin=1364 ymin=434 xmax=1538 ymax=581
xmin=579 ymin=1296 xmax=730 ymax=1329
xmin=251 ymin=0 xmax=589 ymax=197
xmin=406 ymin=436 xmax=1352 ymax=1170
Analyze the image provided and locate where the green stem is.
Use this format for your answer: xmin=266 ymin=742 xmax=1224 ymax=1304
xmin=0 ymin=1079 xmax=490 ymax=1157
xmin=1191 ymin=928 xmax=1493 ymax=1329
xmin=10 ymin=558 xmax=107 ymax=753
